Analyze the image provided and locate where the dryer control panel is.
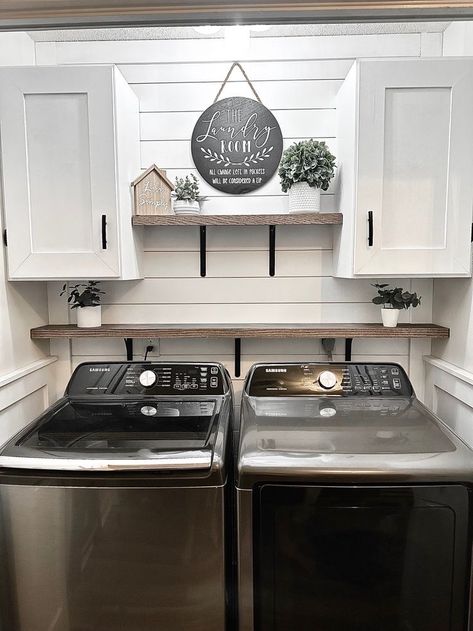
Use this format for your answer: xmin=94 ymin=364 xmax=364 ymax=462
xmin=67 ymin=362 xmax=227 ymax=396
xmin=247 ymin=363 xmax=412 ymax=397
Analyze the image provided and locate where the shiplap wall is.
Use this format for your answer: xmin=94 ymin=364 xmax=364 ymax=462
xmin=38 ymin=30 xmax=441 ymax=405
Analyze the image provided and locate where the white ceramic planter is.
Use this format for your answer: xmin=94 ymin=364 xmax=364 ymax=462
xmin=288 ymin=182 xmax=321 ymax=213
xmin=173 ymin=199 xmax=201 ymax=215
xmin=381 ymin=308 xmax=400 ymax=328
xmin=76 ymin=305 xmax=102 ymax=328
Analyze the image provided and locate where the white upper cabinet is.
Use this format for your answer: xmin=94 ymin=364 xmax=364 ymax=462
xmin=0 ymin=65 xmax=142 ymax=280
xmin=334 ymin=59 xmax=473 ymax=278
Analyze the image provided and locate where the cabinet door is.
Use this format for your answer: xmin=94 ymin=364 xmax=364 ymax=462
xmin=355 ymin=59 xmax=473 ymax=276
xmin=0 ymin=67 xmax=120 ymax=279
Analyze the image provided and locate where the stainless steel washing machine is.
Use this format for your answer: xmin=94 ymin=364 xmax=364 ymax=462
xmin=237 ymin=362 xmax=473 ymax=631
xmin=0 ymin=361 xmax=233 ymax=631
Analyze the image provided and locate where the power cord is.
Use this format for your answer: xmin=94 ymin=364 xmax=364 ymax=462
xmin=144 ymin=345 xmax=154 ymax=361
xmin=321 ymin=338 xmax=335 ymax=362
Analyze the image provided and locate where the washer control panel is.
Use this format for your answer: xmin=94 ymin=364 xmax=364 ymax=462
xmin=247 ymin=363 xmax=412 ymax=397
xmin=67 ymin=363 xmax=227 ymax=396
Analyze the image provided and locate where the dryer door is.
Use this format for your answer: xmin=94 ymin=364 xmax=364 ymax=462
xmin=255 ymin=485 xmax=470 ymax=631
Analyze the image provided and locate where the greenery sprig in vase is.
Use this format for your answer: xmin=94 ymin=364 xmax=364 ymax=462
xmin=60 ymin=281 xmax=105 ymax=328
xmin=172 ymin=174 xmax=205 ymax=215
xmin=279 ymin=139 xmax=336 ymax=213
xmin=372 ymin=283 xmax=421 ymax=328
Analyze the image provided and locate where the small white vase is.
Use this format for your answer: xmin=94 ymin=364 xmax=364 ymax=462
xmin=173 ymin=199 xmax=201 ymax=215
xmin=381 ymin=308 xmax=400 ymax=328
xmin=76 ymin=305 xmax=102 ymax=328
xmin=288 ymin=182 xmax=321 ymax=213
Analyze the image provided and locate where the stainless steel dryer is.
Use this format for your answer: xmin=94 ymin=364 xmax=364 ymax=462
xmin=237 ymin=362 xmax=473 ymax=631
xmin=0 ymin=361 xmax=233 ymax=631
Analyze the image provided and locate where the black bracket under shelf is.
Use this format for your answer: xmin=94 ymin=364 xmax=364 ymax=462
xmin=198 ymin=224 xmax=277 ymax=278
xmin=200 ymin=226 xmax=206 ymax=277
xmin=234 ymin=338 xmax=241 ymax=378
xmin=344 ymin=338 xmax=353 ymax=362
xmin=124 ymin=338 xmax=133 ymax=361
xmin=269 ymin=225 xmax=276 ymax=276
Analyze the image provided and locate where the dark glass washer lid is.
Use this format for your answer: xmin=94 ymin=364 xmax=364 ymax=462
xmin=19 ymin=400 xmax=216 ymax=452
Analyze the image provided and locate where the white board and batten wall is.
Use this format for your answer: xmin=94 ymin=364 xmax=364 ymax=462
xmin=405 ymin=20 xmax=473 ymax=449
xmin=35 ymin=29 xmax=444 ymax=407
xmin=0 ymin=32 xmax=56 ymax=447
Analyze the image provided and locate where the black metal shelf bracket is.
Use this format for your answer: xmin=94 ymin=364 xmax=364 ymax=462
xmin=200 ymin=226 xmax=207 ymax=277
xmin=269 ymin=225 xmax=276 ymax=276
xmin=124 ymin=338 xmax=134 ymax=361
xmin=234 ymin=338 xmax=241 ymax=378
xmin=344 ymin=338 xmax=353 ymax=362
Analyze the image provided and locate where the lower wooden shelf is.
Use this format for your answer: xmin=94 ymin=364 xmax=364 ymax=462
xmin=31 ymin=323 xmax=449 ymax=340
xmin=31 ymin=322 xmax=449 ymax=376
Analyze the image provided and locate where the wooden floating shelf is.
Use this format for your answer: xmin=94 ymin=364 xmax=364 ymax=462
xmin=132 ymin=213 xmax=343 ymax=226
xmin=31 ymin=323 xmax=449 ymax=340
xmin=33 ymin=323 xmax=448 ymax=376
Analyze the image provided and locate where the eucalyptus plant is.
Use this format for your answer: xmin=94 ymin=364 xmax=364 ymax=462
xmin=372 ymin=284 xmax=421 ymax=310
xmin=60 ymin=281 xmax=104 ymax=309
xmin=278 ymin=139 xmax=336 ymax=192
xmin=173 ymin=174 xmax=201 ymax=201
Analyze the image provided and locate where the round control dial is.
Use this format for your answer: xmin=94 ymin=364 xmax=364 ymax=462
xmin=139 ymin=370 xmax=157 ymax=387
xmin=318 ymin=370 xmax=338 ymax=390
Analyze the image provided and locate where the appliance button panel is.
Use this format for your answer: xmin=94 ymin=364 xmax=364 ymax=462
xmin=66 ymin=363 xmax=226 ymax=396
xmin=247 ymin=363 xmax=412 ymax=397
xmin=116 ymin=363 xmax=226 ymax=395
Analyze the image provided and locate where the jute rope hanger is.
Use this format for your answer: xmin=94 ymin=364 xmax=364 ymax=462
xmin=213 ymin=61 xmax=263 ymax=104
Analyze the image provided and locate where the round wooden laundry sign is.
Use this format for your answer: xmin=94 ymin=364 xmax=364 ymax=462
xmin=191 ymin=96 xmax=283 ymax=195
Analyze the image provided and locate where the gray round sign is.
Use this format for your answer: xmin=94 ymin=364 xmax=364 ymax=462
xmin=191 ymin=96 xmax=283 ymax=195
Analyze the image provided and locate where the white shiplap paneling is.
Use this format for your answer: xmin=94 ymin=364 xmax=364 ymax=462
xmin=44 ymin=34 xmax=421 ymax=65
xmin=132 ymin=80 xmax=342 ymax=112
xmin=119 ymin=59 xmax=355 ymax=84
xmin=142 ymin=250 xmax=333 ymax=278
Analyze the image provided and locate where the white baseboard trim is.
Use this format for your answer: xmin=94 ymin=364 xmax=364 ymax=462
xmin=423 ymin=356 xmax=473 ymax=387
xmin=0 ymin=357 xmax=57 ymax=390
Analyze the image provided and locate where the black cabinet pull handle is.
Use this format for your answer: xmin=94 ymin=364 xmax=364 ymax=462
xmin=101 ymin=214 xmax=107 ymax=249
xmin=368 ymin=211 xmax=374 ymax=247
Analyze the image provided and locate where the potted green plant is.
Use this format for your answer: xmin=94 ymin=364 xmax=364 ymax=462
xmin=172 ymin=174 xmax=205 ymax=215
xmin=279 ymin=139 xmax=336 ymax=213
xmin=372 ymin=283 xmax=422 ymax=328
xmin=60 ymin=281 xmax=105 ymax=328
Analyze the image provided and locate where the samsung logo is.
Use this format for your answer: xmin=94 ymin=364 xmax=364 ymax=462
xmin=266 ymin=368 xmax=287 ymax=373
xmin=89 ymin=367 xmax=111 ymax=372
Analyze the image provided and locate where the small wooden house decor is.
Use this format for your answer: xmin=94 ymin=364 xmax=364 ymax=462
xmin=132 ymin=164 xmax=174 ymax=216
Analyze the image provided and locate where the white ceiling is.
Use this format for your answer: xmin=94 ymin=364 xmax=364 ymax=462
xmin=28 ymin=22 xmax=450 ymax=42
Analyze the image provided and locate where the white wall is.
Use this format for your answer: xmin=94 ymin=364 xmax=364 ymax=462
xmin=0 ymin=32 xmax=55 ymax=446
xmin=38 ymin=29 xmax=439 ymax=407
xmin=424 ymin=20 xmax=473 ymax=440
xmin=438 ymin=17 xmax=473 ymax=377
